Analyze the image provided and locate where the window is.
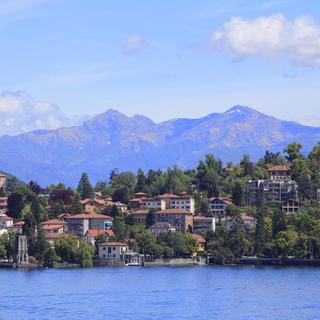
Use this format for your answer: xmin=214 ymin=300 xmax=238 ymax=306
xmin=103 ymin=247 xmax=106 ymax=251
xmin=113 ymin=247 xmax=116 ymax=251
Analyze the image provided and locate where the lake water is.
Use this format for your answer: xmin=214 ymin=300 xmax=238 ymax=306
xmin=1 ymin=266 xmax=320 ymax=320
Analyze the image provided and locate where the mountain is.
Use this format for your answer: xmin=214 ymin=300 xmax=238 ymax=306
xmin=1 ymin=105 xmax=320 ymax=186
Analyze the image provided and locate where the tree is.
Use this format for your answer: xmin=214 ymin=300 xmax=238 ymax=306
xmin=232 ymin=181 xmax=244 ymax=206
xmin=272 ymin=230 xmax=299 ymax=258
xmin=284 ymin=142 xmax=303 ymax=163
xmin=0 ymin=231 xmax=17 ymax=261
xmin=111 ymin=171 xmax=137 ymax=202
xmin=55 ymin=235 xmax=79 ymax=263
xmin=272 ymin=209 xmax=287 ymax=238
xmin=76 ymin=241 xmax=95 ymax=267
xmin=77 ymin=173 xmax=94 ymax=199
xmin=7 ymin=193 xmax=24 ymax=219
xmin=136 ymin=168 xmax=147 ymax=192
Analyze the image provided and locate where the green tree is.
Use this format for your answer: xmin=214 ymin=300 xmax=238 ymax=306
xmin=7 ymin=193 xmax=24 ymax=219
xmin=77 ymin=172 xmax=94 ymax=199
xmin=55 ymin=235 xmax=79 ymax=263
xmin=76 ymin=241 xmax=95 ymax=267
xmin=272 ymin=209 xmax=287 ymax=238
xmin=272 ymin=230 xmax=299 ymax=258
xmin=232 ymin=181 xmax=244 ymax=206
xmin=284 ymin=142 xmax=303 ymax=163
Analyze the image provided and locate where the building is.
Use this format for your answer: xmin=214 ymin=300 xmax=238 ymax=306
xmin=127 ymin=209 xmax=149 ymax=225
xmin=267 ymin=165 xmax=291 ymax=181
xmin=9 ymin=221 xmax=24 ymax=234
xmin=0 ymin=173 xmax=6 ymax=189
xmin=193 ymin=216 xmax=216 ymax=234
xmin=40 ymin=219 xmax=67 ymax=235
xmin=0 ymin=197 xmax=8 ymax=215
xmin=129 ymin=193 xmax=195 ymax=213
xmin=97 ymin=242 xmax=128 ymax=261
xmin=209 ymin=197 xmax=233 ymax=217
xmin=193 ymin=234 xmax=206 ymax=255
xmin=240 ymin=213 xmax=256 ymax=228
xmin=17 ymin=235 xmax=29 ymax=265
xmin=150 ymin=222 xmax=176 ymax=238
xmin=0 ymin=214 xmax=13 ymax=230
xmin=80 ymin=199 xmax=106 ymax=213
xmin=153 ymin=209 xmax=193 ymax=233
xmin=66 ymin=213 xmax=113 ymax=238
xmin=247 ymin=179 xmax=298 ymax=206
xmin=85 ymin=229 xmax=114 ymax=245
xmin=282 ymin=200 xmax=301 ymax=214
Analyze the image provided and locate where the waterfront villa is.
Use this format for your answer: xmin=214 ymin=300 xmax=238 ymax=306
xmin=98 ymin=242 xmax=128 ymax=261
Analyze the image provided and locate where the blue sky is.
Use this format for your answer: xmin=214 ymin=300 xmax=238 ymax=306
xmin=0 ymin=0 xmax=320 ymax=135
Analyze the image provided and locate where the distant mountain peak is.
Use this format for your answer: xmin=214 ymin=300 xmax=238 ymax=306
xmin=224 ymin=105 xmax=258 ymax=115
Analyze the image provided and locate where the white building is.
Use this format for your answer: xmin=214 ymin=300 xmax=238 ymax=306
xmin=98 ymin=242 xmax=128 ymax=261
xmin=0 ymin=214 xmax=13 ymax=230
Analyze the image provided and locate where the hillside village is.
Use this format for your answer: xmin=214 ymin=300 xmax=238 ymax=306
xmin=1 ymin=141 xmax=320 ymax=268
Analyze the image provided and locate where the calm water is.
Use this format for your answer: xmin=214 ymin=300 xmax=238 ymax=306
xmin=1 ymin=266 xmax=320 ymax=320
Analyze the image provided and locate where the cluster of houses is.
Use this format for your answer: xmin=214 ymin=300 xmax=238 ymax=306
xmin=0 ymin=166 xmax=309 ymax=265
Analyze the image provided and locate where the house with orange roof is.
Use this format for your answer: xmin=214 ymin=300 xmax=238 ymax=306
xmin=267 ymin=165 xmax=291 ymax=181
xmin=153 ymin=209 xmax=193 ymax=233
xmin=80 ymin=198 xmax=106 ymax=214
xmin=192 ymin=234 xmax=206 ymax=255
xmin=66 ymin=213 xmax=113 ymax=238
xmin=85 ymin=229 xmax=114 ymax=245
xmin=9 ymin=221 xmax=24 ymax=235
xmin=0 ymin=214 xmax=13 ymax=230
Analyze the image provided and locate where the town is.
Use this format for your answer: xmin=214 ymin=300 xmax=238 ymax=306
xmin=1 ymin=141 xmax=320 ymax=268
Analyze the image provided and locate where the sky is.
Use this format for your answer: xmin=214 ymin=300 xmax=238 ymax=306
xmin=0 ymin=0 xmax=320 ymax=135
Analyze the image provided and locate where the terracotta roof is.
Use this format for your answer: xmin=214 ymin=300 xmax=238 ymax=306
xmin=193 ymin=234 xmax=206 ymax=243
xmin=129 ymin=198 xmax=143 ymax=203
xmin=0 ymin=197 xmax=8 ymax=201
xmin=194 ymin=216 xmax=214 ymax=221
xmin=80 ymin=199 xmax=105 ymax=205
xmin=0 ymin=215 xmax=13 ymax=221
xmin=85 ymin=229 xmax=114 ymax=238
xmin=98 ymin=242 xmax=128 ymax=246
xmin=41 ymin=219 xmax=66 ymax=226
xmin=158 ymin=193 xmax=180 ymax=199
xmin=210 ymin=197 xmax=232 ymax=204
xmin=13 ymin=221 xmax=24 ymax=226
xmin=135 ymin=192 xmax=147 ymax=196
xmin=241 ymin=213 xmax=256 ymax=221
xmin=140 ymin=198 xmax=158 ymax=202
xmin=0 ymin=173 xmax=6 ymax=178
xmin=42 ymin=224 xmax=65 ymax=231
xmin=267 ymin=165 xmax=290 ymax=171
xmin=45 ymin=233 xmax=66 ymax=239
xmin=154 ymin=209 xmax=192 ymax=215
xmin=67 ymin=213 xmax=112 ymax=219
xmin=128 ymin=210 xmax=149 ymax=215
xmin=105 ymin=197 xmax=113 ymax=201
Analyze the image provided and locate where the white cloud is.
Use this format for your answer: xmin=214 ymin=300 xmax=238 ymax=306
xmin=0 ymin=91 xmax=88 ymax=136
xmin=205 ymin=14 xmax=320 ymax=66
xmin=122 ymin=35 xmax=146 ymax=55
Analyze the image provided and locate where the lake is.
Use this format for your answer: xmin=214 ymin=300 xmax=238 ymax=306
xmin=0 ymin=266 xmax=320 ymax=320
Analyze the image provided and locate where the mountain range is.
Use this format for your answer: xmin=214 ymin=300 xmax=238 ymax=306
xmin=1 ymin=105 xmax=320 ymax=187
